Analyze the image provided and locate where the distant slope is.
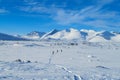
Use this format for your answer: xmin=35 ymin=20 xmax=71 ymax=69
xmin=0 ymin=33 xmax=27 ymax=41
xmin=40 ymin=29 xmax=59 ymax=40
xmin=88 ymin=31 xmax=117 ymax=42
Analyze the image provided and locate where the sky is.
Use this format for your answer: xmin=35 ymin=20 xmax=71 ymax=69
xmin=0 ymin=0 xmax=120 ymax=34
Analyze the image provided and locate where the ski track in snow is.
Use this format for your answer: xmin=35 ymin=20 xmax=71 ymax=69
xmin=55 ymin=65 xmax=82 ymax=80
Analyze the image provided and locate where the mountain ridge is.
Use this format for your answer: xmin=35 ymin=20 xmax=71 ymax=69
xmin=0 ymin=28 xmax=120 ymax=42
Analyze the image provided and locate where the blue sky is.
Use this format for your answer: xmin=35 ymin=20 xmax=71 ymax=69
xmin=0 ymin=0 xmax=120 ymax=34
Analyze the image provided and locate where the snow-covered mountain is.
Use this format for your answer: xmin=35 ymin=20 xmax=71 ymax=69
xmin=88 ymin=31 xmax=119 ymax=42
xmin=27 ymin=31 xmax=46 ymax=37
xmin=38 ymin=28 xmax=120 ymax=42
xmin=0 ymin=28 xmax=120 ymax=42
xmin=41 ymin=28 xmax=120 ymax=42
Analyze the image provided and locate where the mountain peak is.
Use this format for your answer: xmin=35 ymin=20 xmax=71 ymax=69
xmin=49 ymin=29 xmax=59 ymax=35
xmin=70 ymin=28 xmax=78 ymax=31
xmin=64 ymin=28 xmax=78 ymax=32
xmin=40 ymin=29 xmax=59 ymax=39
xmin=27 ymin=31 xmax=45 ymax=37
xmin=23 ymin=31 xmax=46 ymax=39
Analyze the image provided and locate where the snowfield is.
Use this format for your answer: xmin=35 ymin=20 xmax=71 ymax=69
xmin=0 ymin=41 xmax=120 ymax=80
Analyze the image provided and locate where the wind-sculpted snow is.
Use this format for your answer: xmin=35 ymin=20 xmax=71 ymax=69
xmin=0 ymin=41 xmax=120 ymax=80
xmin=0 ymin=61 xmax=120 ymax=80
xmin=0 ymin=61 xmax=76 ymax=80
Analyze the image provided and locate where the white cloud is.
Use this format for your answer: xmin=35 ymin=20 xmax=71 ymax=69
xmin=20 ymin=0 xmax=120 ymax=30
xmin=52 ymin=0 xmax=120 ymax=30
xmin=96 ymin=0 xmax=114 ymax=5
xmin=23 ymin=0 xmax=39 ymax=5
xmin=0 ymin=8 xmax=8 ymax=14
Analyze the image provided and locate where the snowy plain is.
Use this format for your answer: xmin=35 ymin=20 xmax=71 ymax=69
xmin=0 ymin=41 xmax=120 ymax=80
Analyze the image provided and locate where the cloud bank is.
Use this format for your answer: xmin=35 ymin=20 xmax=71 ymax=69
xmin=0 ymin=8 xmax=8 ymax=14
xmin=0 ymin=0 xmax=120 ymax=31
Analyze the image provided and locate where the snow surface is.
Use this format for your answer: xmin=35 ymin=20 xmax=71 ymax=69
xmin=0 ymin=41 xmax=120 ymax=80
